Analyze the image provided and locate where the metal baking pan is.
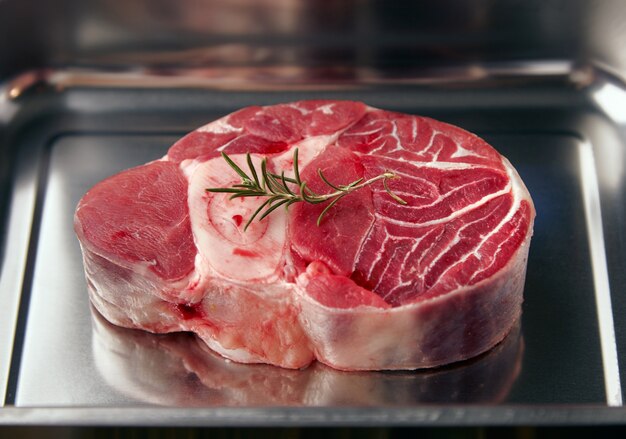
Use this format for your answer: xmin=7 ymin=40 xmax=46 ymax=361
xmin=1 ymin=64 xmax=626 ymax=426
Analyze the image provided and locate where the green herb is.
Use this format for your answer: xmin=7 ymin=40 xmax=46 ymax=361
xmin=206 ymin=148 xmax=407 ymax=230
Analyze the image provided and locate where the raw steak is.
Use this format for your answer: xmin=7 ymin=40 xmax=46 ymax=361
xmin=74 ymin=100 xmax=535 ymax=371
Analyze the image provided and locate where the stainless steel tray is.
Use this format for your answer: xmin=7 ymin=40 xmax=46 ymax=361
xmin=2 ymin=66 xmax=626 ymax=426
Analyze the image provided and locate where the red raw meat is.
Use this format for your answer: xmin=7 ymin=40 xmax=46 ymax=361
xmin=74 ymin=100 xmax=535 ymax=370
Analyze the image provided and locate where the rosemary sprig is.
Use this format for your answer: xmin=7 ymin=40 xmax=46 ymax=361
xmin=206 ymin=148 xmax=407 ymax=230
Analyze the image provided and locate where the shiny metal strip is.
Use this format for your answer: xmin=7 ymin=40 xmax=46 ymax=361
xmin=0 ymin=151 xmax=39 ymax=404
xmin=580 ymin=140 xmax=623 ymax=406
xmin=35 ymin=62 xmax=574 ymax=91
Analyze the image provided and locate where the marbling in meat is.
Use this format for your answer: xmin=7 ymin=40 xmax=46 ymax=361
xmin=74 ymin=100 xmax=535 ymax=370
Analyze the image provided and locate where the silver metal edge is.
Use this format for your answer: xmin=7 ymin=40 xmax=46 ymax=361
xmin=1 ymin=405 xmax=626 ymax=427
xmin=0 ymin=137 xmax=40 ymax=404
xmin=0 ymin=61 xmax=577 ymax=97
xmin=579 ymin=140 xmax=623 ymax=406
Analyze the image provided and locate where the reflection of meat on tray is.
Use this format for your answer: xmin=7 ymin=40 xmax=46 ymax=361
xmin=91 ymin=306 xmax=524 ymax=406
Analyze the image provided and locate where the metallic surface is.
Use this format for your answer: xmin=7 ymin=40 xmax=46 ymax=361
xmin=2 ymin=0 xmax=626 ymax=80
xmin=1 ymin=0 xmax=626 ymax=426
xmin=580 ymin=140 xmax=622 ymax=406
xmin=0 ymin=64 xmax=626 ymax=424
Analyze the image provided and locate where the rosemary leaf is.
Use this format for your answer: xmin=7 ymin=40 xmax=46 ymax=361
xmin=299 ymin=182 xmax=317 ymax=203
xmin=317 ymin=169 xmax=343 ymax=191
xmin=316 ymin=193 xmax=346 ymax=226
xmin=258 ymin=198 xmax=291 ymax=221
xmin=260 ymin=158 xmax=272 ymax=193
xmin=383 ymin=178 xmax=408 ymax=205
xmin=293 ymin=148 xmax=302 ymax=186
xmin=246 ymin=153 xmax=261 ymax=187
xmin=341 ymin=178 xmax=364 ymax=190
xmin=280 ymin=171 xmax=296 ymax=196
xmin=270 ymin=173 xmax=299 ymax=184
xmin=206 ymin=187 xmax=248 ymax=194
xmin=221 ymin=152 xmax=250 ymax=181
xmin=244 ymin=197 xmax=276 ymax=231
xmin=265 ymin=171 xmax=286 ymax=195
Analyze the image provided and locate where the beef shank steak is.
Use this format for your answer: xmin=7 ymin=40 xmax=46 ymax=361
xmin=74 ymin=100 xmax=535 ymax=370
